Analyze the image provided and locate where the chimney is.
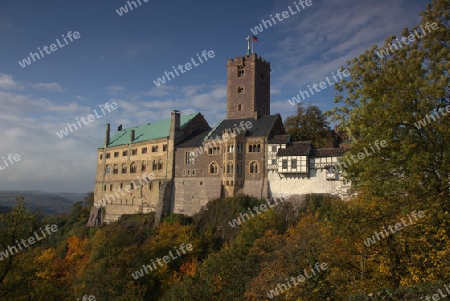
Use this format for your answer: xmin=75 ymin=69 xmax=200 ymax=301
xmin=105 ymin=123 xmax=110 ymax=146
xmin=171 ymin=110 xmax=180 ymax=131
xmin=130 ymin=129 xmax=135 ymax=142
xmin=169 ymin=110 xmax=181 ymax=145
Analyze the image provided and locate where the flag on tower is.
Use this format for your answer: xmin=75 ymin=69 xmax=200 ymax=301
xmin=252 ymin=35 xmax=258 ymax=42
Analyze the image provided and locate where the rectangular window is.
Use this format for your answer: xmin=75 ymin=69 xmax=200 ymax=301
xmin=282 ymin=159 xmax=288 ymax=169
xmin=291 ymin=159 xmax=297 ymax=169
xmin=114 ymin=152 xmax=119 ymax=157
xmin=272 ymin=146 xmax=277 ymax=152
xmin=185 ymin=152 xmax=194 ymax=165
xmin=142 ymin=147 xmax=147 ymax=154
xmin=272 ymin=159 xmax=277 ymax=165
xmin=123 ymin=150 xmax=128 ymax=156
xmin=152 ymin=146 xmax=158 ymax=152
xmin=131 ymin=149 xmax=137 ymax=155
xmin=163 ymin=144 xmax=167 ymax=151
xmin=238 ymin=70 xmax=244 ymax=77
xmin=106 ymin=153 xmax=111 ymax=159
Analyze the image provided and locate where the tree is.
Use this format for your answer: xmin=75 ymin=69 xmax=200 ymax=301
xmin=284 ymin=103 xmax=332 ymax=147
xmin=326 ymin=0 xmax=449 ymax=203
xmin=324 ymin=0 xmax=450 ymax=293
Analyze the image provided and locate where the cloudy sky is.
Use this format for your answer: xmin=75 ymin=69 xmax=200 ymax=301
xmin=0 ymin=0 xmax=430 ymax=193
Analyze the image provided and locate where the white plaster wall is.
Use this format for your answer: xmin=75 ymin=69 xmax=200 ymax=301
xmin=268 ymin=168 xmax=350 ymax=198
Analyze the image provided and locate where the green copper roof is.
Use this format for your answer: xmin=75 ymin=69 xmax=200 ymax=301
xmin=101 ymin=113 xmax=198 ymax=148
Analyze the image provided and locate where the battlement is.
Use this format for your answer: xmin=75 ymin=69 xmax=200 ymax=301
xmin=227 ymin=53 xmax=270 ymax=65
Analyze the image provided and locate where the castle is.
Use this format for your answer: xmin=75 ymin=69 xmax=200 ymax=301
xmin=88 ymin=50 xmax=350 ymax=226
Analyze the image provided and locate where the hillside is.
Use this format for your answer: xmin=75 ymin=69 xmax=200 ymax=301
xmin=0 ymin=191 xmax=86 ymax=215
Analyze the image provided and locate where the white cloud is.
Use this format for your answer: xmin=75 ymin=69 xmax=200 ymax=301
xmin=30 ymin=82 xmax=63 ymax=92
xmin=0 ymin=73 xmax=23 ymax=90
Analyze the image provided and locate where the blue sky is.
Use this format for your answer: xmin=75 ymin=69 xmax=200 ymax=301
xmin=0 ymin=0 xmax=430 ymax=193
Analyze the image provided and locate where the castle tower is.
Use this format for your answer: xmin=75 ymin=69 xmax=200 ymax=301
xmin=226 ymin=53 xmax=271 ymax=119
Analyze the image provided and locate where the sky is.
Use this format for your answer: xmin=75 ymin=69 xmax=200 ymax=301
xmin=0 ymin=0 xmax=431 ymax=193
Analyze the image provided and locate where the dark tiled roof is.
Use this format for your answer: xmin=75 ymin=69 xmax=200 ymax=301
xmin=267 ymin=135 xmax=290 ymax=144
xmin=277 ymin=141 xmax=312 ymax=156
xmin=207 ymin=115 xmax=282 ymax=140
xmin=176 ymin=129 xmax=211 ymax=148
xmin=313 ymin=148 xmax=349 ymax=157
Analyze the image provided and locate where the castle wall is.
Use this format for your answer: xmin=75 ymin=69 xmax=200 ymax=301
xmin=267 ymin=168 xmax=350 ymax=199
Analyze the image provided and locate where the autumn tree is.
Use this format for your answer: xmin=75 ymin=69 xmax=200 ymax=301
xmin=325 ymin=0 xmax=450 ymax=294
xmin=284 ymin=103 xmax=332 ymax=147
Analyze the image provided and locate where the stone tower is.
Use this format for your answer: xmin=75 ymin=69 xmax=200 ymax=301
xmin=226 ymin=53 xmax=271 ymax=119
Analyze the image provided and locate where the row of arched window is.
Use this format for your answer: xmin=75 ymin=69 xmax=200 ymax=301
xmin=248 ymin=144 xmax=261 ymax=152
xmin=209 ymin=161 xmax=259 ymax=174
xmin=106 ymin=160 xmax=163 ymax=174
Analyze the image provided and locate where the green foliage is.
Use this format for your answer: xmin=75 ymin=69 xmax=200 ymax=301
xmin=284 ymin=103 xmax=332 ymax=147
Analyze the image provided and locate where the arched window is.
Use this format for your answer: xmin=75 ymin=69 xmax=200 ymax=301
xmin=103 ymin=185 xmax=106 ymax=191
xmin=141 ymin=162 xmax=146 ymax=172
xmin=256 ymin=144 xmax=261 ymax=152
xmin=113 ymin=164 xmax=118 ymax=174
xmin=105 ymin=165 xmax=110 ymax=174
xmin=130 ymin=162 xmax=137 ymax=173
xmin=158 ymin=159 xmax=163 ymax=170
xmin=120 ymin=183 xmax=123 ymax=189
xmin=121 ymin=164 xmax=127 ymax=173
xmin=209 ymin=162 xmax=218 ymax=174
xmin=227 ymin=162 xmax=234 ymax=174
xmin=250 ymin=161 xmax=258 ymax=174
xmin=248 ymin=145 xmax=252 ymax=152
xmin=149 ymin=182 xmax=153 ymax=190
xmin=238 ymin=104 xmax=242 ymax=111
xmin=237 ymin=164 xmax=242 ymax=174
xmin=237 ymin=86 xmax=244 ymax=94
xmin=110 ymin=184 xmax=113 ymax=191
xmin=152 ymin=160 xmax=157 ymax=170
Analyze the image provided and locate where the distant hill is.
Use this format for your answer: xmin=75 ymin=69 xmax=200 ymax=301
xmin=0 ymin=191 xmax=87 ymax=215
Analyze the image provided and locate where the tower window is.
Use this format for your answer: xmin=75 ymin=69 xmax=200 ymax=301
xmin=238 ymin=70 xmax=244 ymax=78
xmin=237 ymin=86 xmax=244 ymax=94
xmin=250 ymin=161 xmax=259 ymax=174
xmin=260 ymin=72 xmax=265 ymax=80
xmin=237 ymin=104 xmax=242 ymax=111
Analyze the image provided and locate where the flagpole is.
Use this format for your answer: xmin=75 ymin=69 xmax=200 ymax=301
xmin=246 ymin=35 xmax=251 ymax=55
